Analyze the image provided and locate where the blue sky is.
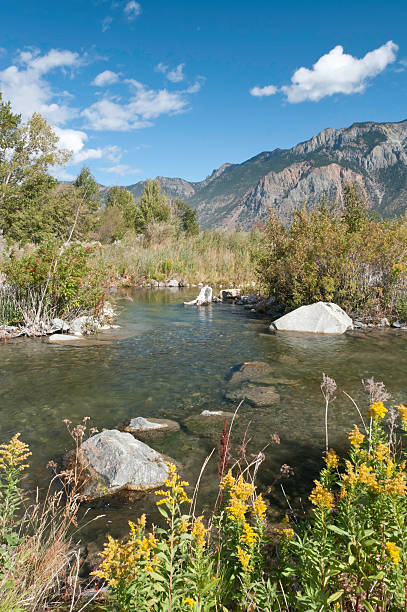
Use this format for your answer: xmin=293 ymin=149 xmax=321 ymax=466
xmin=1 ymin=0 xmax=406 ymax=185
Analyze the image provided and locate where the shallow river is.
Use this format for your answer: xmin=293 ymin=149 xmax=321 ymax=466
xmin=1 ymin=288 xmax=406 ymax=548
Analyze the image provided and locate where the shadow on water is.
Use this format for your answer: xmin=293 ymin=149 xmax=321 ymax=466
xmin=0 ymin=287 xmax=406 ymax=548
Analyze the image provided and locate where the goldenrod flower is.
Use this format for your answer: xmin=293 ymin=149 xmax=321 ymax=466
xmin=226 ymin=495 xmax=247 ymax=521
xmin=367 ymin=401 xmax=388 ymax=420
xmin=374 ymin=442 xmax=389 ymax=462
xmin=240 ymin=522 xmax=259 ymax=545
xmin=324 ymin=449 xmax=339 ymax=469
xmin=184 ymin=597 xmax=195 ymax=608
xmin=0 ymin=433 xmax=31 ymax=471
xmin=386 ymin=541 xmax=401 ymax=565
xmin=397 ymin=404 xmax=407 ymax=427
xmin=343 ymin=462 xmax=379 ymax=492
xmin=231 ymin=476 xmax=255 ymax=501
xmin=155 ymin=463 xmax=192 ymax=506
xmin=382 ymin=472 xmax=407 ymax=496
xmin=220 ymin=469 xmax=235 ymax=490
xmin=348 ymin=425 xmax=365 ymax=449
xmin=191 ymin=516 xmax=207 ymax=550
xmin=309 ymin=480 xmax=334 ymax=510
xmin=252 ymin=494 xmax=267 ymax=521
xmin=236 ymin=545 xmax=251 ymax=571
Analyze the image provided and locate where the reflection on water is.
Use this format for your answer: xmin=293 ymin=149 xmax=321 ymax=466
xmin=0 ymin=287 xmax=406 ymax=546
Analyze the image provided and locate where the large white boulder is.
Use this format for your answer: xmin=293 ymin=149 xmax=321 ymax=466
xmin=184 ymin=285 xmax=213 ymax=306
xmin=76 ymin=430 xmax=170 ymax=500
xmin=271 ymin=302 xmax=353 ymax=334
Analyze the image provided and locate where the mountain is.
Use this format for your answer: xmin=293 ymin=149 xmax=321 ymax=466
xmin=124 ymin=119 xmax=407 ymax=230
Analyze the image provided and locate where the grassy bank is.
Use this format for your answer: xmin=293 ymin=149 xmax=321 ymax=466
xmin=96 ymin=228 xmax=261 ymax=287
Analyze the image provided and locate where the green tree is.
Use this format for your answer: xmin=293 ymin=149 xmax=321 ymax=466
xmin=174 ymin=199 xmax=199 ymax=235
xmin=134 ymin=178 xmax=170 ymax=233
xmin=0 ymin=92 xmax=74 ymax=243
xmin=342 ymin=183 xmax=368 ymax=232
xmin=0 ymin=94 xmax=70 ymax=238
xmin=105 ymin=186 xmax=136 ymax=227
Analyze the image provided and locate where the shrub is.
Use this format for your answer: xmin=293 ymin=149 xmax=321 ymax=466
xmin=0 ymin=242 xmax=108 ymax=329
xmin=256 ymin=186 xmax=407 ymax=320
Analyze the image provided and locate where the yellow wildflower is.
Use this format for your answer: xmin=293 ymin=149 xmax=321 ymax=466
xmin=324 ymin=449 xmax=339 ymax=469
xmin=236 ymin=545 xmax=251 ymax=571
xmin=0 ymin=433 xmax=31 ymax=471
xmin=343 ymin=462 xmax=379 ymax=492
xmin=231 ymin=476 xmax=255 ymax=501
xmin=138 ymin=513 xmax=146 ymax=528
xmin=191 ymin=516 xmax=207 ymax=550
xmin=226 ymin=495 xmax=247 ymax=521
xmin=386 ymin=541 xmax=401 ymax=565
xmin=282 ymin=513 xmax=289 ymax=524
xmin=279 ymin=528 xmax=294 ymax=539
xmin=348 ymin=425 xmax=365 ymax=449
xmin=184 ymin=597 xmax=195 ymax=608
xmin=220 ymin=469 xmax=235 ymax=490
xmin=309 ymin=480 xmax=334 ymax=510
xmin=386 ymin=460 xmax=395 ymax=476
xmin=374 ymin=443 xmax=389 ymax=462
xmin=367 ymin=401 xmax=388 ymax=420
xmin=179 ymin=518 xmax=189 ymax=534
xmin=155 ymin=463 xmax=192 ymax=506
xmin=252 ymin=494 xmax=267 ymax=521
xmin=382 ymin=472 xmax=407 ymax=496
xmin=240 ymin=522 xmax=259 ymax=545
xmin=397 ymin=404 xmax=407 ymax=427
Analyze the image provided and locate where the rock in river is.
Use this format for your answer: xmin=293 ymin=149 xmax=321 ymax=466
xmin=225 ymin=385 xmax=280 ymax=406
xmin=76 ymin=429 xmax=170 ymax=500
xmin=184 ymin=285 xmax=213 ymax=306
xmin=271 ymin=302 xmax=353 ymax=334
xmin=228 ymin=361 xmax=273 ymax=385
xmin=117 ymin=416 xmax=180 ymax=440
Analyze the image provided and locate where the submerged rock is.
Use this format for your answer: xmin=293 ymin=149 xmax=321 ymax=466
xmin=228 ymin=361 xmax=273 ymax=385
xmin=49 ymin=334 xmax=84 ymax=342
xmin=76 ymin=429 xmax=170 ymax=500
xmin=271 ymin=302 xmax=353 ymax=334
xmin=118 ymin=417 xmax=180 ymax=440
xmin=225 ymin=385 xmax=280 ymax=406
xmin=166 ymin=279 xmax=180 ymax=287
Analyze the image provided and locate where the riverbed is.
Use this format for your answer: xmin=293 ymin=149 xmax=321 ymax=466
xmin=1 ymin=287 xmax=406 ymax=548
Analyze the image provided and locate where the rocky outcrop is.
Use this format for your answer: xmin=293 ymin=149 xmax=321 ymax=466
xmin=76 ymin=429 xmax=170 ymax=500
xmin=271 ymin=302 xmax=353 ymax=334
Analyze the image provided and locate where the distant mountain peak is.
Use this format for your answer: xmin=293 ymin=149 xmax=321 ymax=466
xmin=123 ymin=119 xmax=407 ymax=229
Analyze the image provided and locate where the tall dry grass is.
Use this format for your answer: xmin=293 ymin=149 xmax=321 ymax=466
xmin=97 ymin=225 xmax=262 ymax=287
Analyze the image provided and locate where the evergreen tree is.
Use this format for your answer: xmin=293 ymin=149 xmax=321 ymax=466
xmin=174 ymin=199 xmax=199 ymax=235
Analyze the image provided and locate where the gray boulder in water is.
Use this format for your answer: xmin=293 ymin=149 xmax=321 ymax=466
xmin=271 ymin=302 xmax=353 ymax=334
xmin=77 ymin=429 xmax=170 ymax=500
xmin=184 ymin=285 xmax=213 ymax=306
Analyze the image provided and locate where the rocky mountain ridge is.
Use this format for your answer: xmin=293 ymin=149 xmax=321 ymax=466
xmin=123 ymin=119 xmax=407 ymax=229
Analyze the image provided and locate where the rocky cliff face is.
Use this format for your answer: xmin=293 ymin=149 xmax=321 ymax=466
xmin=124 ymin=119 xmax=407 ymax=229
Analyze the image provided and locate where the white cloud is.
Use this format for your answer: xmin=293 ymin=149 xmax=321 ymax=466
xmin=167 ymin=63 xmax=185 ymax=83
xmin=281 ymin=40 xmax=398 ymax=103
xmin=124 ymin=1 xmax=141 ymax=20
xmin=92 ymin=70 xmax=120 ymax=86
xmin=102 ymin=164 xmax=142 ymax=176
xmin=102 ymin=16 xmax=113 ymax=32
xmin=0 ymin=48 xmax=81 ymax=124
xmin=155 ymin=62 xmax=186 ymax=83
xmin=249 ymin=85 xmax=278 ymax=97
xmin=82 ymin=79 xmax=195 ymax=130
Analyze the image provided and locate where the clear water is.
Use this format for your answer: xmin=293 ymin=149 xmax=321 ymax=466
xmin=1 ymin=288 xmax=406 ymax=548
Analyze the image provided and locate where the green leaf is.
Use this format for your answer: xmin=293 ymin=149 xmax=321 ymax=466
xmin=361 ymin=600 xmax=375 ymax=612
xmin=327 ymin=525 xmax=351 ymax=537
xmin=327 ymin=590 xmax=344 ymax=604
